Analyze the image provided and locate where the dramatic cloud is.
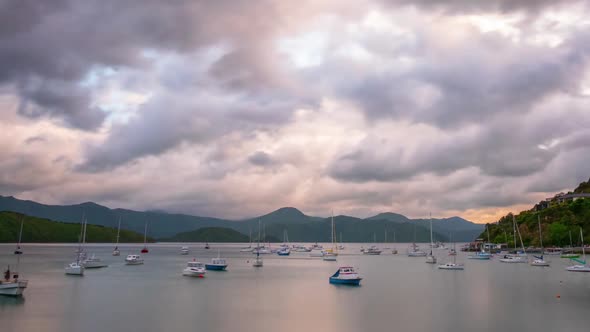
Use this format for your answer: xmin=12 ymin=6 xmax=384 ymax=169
xmin=1 ymin=0 xmax=589 ymax=222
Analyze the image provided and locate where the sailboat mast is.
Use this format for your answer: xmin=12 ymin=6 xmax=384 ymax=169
xmin=429 ymin=213 xmax=433 ymax=247
xmin=17 ymin=216 xmax=24 ymax=245
xmin=537 ymin=215 xmax=543 ymax=251
xmin=116 ymin=216 xmax=121 ymax=246
xmin=385 ymin=229 xmax=387 ymax=243
xmin=512 ymin=215 xmax=517 ymax=251
xmin=580 ymin=228 xmax=586 ymax=263
xmin=515 ymin=217 xmax=526 ymax=254
xmin=143 ymin=221 xmax=148 ymax=245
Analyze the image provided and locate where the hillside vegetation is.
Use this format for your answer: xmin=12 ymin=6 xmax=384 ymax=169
xmin=0 ymin=211 xmax=149 ymax=243
xmin=484 ymin=178 xmax=590 ymax=247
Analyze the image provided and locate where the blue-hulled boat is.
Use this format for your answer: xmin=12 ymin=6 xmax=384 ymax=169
xmin=468 ymin=251 xmax=491 ymax=260
xmin=205 ymin=258 xmax=228 ymax=271
xmin=329 ymin=267 xmax=362 ymax=285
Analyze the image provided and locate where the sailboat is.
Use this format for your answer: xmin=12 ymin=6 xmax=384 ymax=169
xmin=240 ymin=227 xmax=253 ymax=252
xmin=438 ymin=240 xmax=464 ymax=270
xmin=561 ymin=230 xmax=579 ymax=258
xmin=566 ymin=228 xmax=590 ymax=272
xmin=338 ymin=232 xmax=345 ymax=250
xmin=14 ymin=216 xmax=24 ymax=255
xmin=531 ymin=215 xmax=549 ymax=267
xmin=407 ymin=224 xmax=426 ymax=257
xmin=113 ymin=217 xmax=121 ymax=256
xmin=141 ymin=221 xmax=149 ymax=253
xmin=426 ymin=214 xmax=437 ymax=264
xmin=391 ymin=231 xmax=398 ymax=254
xmin=66 ymin=217 xmax=86 ymax=276
xmin=323 ymin=212 xmax=338 ymax=261
xmin=277 ymin=229 xmax=291 ymax=256
xmin=253 ymin=220 xmax=263 ymax=267
xmin=82 ymin=218 xmax=108 ymax=269
xmin=499 ymin=215 xmax=527 ymax=263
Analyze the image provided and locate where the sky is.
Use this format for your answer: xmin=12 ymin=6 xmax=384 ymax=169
xmin=1 ymin=0 xmax=589 ymax=222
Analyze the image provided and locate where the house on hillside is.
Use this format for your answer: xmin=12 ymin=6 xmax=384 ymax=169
xmin=534 ymin=192 xmax=590 ymax=211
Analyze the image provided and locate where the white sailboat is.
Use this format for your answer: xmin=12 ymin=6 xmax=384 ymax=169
xmin=253 ymin=220 xmax=263 ymax=267
xmin=531 ymin=215 xmax=549 ymax=267
xmin=500 ymin=215 xmax=527 ymax=263
xmin=323 ymin=211 xmax=337 ymax=261
xmin=566 ymin=228 xmax=590 ymax=272
xmin=14 ymin=216 xmax=24 ymax=255
xmin=240 ymin=227 xmax=253 ymax=252
xmin=438 ymin=241 xmax=464 ymax=270
xmin=66 ymin=217 xmax=86 ymax=276
xmin=112 ymin=216 xmax=121 ymax=256
xmin=426 ymin=214 xmax=437 ymax=264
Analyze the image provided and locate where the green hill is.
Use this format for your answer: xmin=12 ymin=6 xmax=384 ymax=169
xmin=484 ymin=177 xmax=590 ymax=247
xmin=0 ymin=211 xmax=150 ymax=243
xmin=164 ymin=227 xmax=250 ymax=242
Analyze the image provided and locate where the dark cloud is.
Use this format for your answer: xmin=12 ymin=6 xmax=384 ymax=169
xmin=376 ymin=0 xmax=583 ymax=14
xmin=24 ymin=135 xmax=46 ymax=145
xmin=248 ymin=151 xmax=275 ymax=167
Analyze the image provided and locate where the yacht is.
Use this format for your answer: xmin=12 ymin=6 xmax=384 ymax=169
xmin=425 ymin=215 xmax=437 ymax=264
xmin=83 ymin=254 xmax=108 ymax=269
xmin=438 ymin=242 xmax=464 ymax=270
xmin=180 ymin=246 xmax=189 ymax=255
xmin=205 ymin=257 xmax=228 ymax=271
xmin=407 ymin=243 xmax=427 ymax=257
xmin=363 ymin=245 xmax=382 ymax=255
xmin=125 ymin=254 xmax=144 ymax=265
xmin=277 ymin=247 xmax=291 ymax=256
xmin=329 ymin=267 xmax=362 ymax=285
xmin=566 ymin=228 xmax=590 ymax=272
xmin=183 ymin=261 xmax=206 ymax=277
xmin=65 ymin=262 xmax=84 ymax=275
xmin=0 ymin=267 xmax=28 ymax=296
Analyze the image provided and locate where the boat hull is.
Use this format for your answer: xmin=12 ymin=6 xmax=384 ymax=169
xmin=205 ymin=264 xmax=227 ymax=271
xmin=566 ymin=265 xmax=590 ymax=272
xmin=438 ymin=264 xmax=464 ymax=270
xmin=468 ymin=256 xmax=490 ymax=260
xmin=329 ymin=277 xmax=361 ymax=285
xmin=65 ymin=266 xmax=84 ymax=275
xmin=0 ymin=281 xmax=27 ymax=296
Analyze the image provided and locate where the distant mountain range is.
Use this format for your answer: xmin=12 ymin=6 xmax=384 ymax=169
xmin=0 ymin=195 xmax=483 ymax=242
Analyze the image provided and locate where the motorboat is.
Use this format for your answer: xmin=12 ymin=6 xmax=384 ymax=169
xmin=277 ymin=248 xmax=290 ymax=256
xmin=83 ymin=254 xmax=108 ymax=268
xmin=499 ymin=254 xmax=527 ymax=263
xmin=329 ymin=267 xmax=362 ymax=285
xmin=183 ymin=261 xmax=206 ymax=277
xmin=438 ymin=262 xmax=464 ymax=270
xmin=363 ymin=246 xmax=382 ymax=255
xmin=65 ymin=262 xmax=84 ymax=275
xmin=205 ymin=258 xmax=228 ymax=271
xmin=468 ymin=251 xmax=491 ymax=260
xmin=323 ymin=253 xmax=337 ymax=261
xmin=1 ymin=267 xmax=27 ymax=296
xmin=180 ymin=246 xmax=189 ymax=255
xmin=125 ymin=254 xmax=144 ymax=265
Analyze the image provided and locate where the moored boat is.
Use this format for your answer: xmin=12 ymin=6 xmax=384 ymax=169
xmin=205 ymin=255 xmax=228 ymax=271
xmin=329 ymin=267 xmax=362 ymax=285
xmin=125 ymin=254 xmax=144 ymax=265
xmin=183 ymin=260 xmax=206 ymax=277
xmin=83 ymin=254 xmax=108 ymax=269
xmin=0 ymin=267 xmax=28 ymax=296
xmin=180 ymin=246 xmax=189 ymax=255
xmin=566 ymin=228 xmax=590 ymax=272
xmin=65 ymin=262 xmax=84 ymax=275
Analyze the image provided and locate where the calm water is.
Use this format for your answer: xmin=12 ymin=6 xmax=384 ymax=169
xmin=1 ymin=243 xmax=589 ymax=332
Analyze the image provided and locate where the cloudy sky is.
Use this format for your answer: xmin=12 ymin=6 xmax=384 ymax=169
xmin=1 ymin=0 xmax=589 ymax=222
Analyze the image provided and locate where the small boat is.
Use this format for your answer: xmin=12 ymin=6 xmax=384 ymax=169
xmin=65 ymin=262 xmax=84 ymax=275
xmin=14 ymin=216 xmax=25 ymax=255
xmin=113 ymin=217 xmax=121 ymax=256
xmin=566 ymin=228 xmax=590 ymax=272
xmin=323 ymin=253 xmax=337 ymax=261
xmin=180 ymin=246 xmax=189 ymax=255
xmin=531 ymin=216 xmax=549 ymax=267
xmin=125 ymin=254 xmax=144 ymax=265
xmin=1 ymin=267 xmax=28 ymax=296
xmin=448 ymin=249 xmax=457 ymax=256
xmin=407 ymin=243 xmax=427 ymax=257
xmin=241 ymin=228 xmax=253 ymax=252
xmin=83 ymin=254 xmax=108 ymax=269
xmin=309 ymin=249 xmax=325 ymax=257
xmin=439 ymin=241 xmax=463 ymax=270
xmin=277 ymin=248 xmax=290 ymax=256
xmin=205 ymin=242 xmax=210 ymax=250
xmin=253 ymin=220 xmax=263 ymax=267
xmin=363 ymin=245 xmax=382 ymax=255
xmin=499 ymin=254 xmax=527 ymax=263
xmin=140 ymin=221 xmax=149 ymax=253
xmin=66 ymin=217 xmax=86 ymax=275
xmin=468 ymin=251 xmax=491 ymax=260
xmin=183 ymin=260 xmax=206 ymax=277
xmin=425 ymin=215 xmax=437 ymax=264
xmin=391 ymin=248 xmax=398 ymax=254
xmin=329 ymin=267 xmax=362 ymax=285
xmin=205 ymin=258 xmax=228 ymax=271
